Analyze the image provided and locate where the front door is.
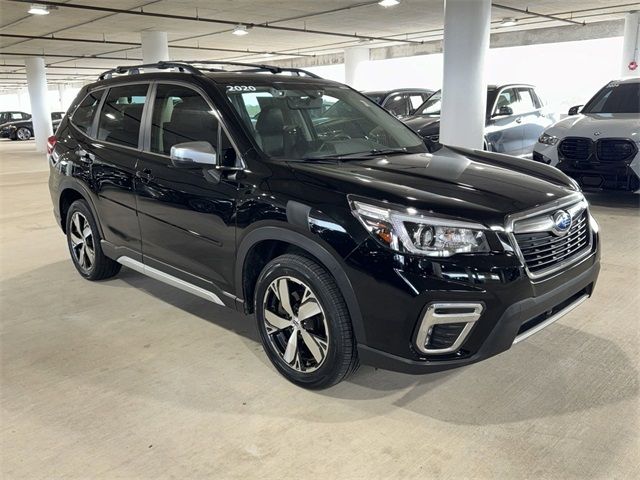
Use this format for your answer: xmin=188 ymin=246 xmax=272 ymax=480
xmin=135 ymin=83 xmax=240 ymax=295
xmin=486 ymin=87 xmax=524 ymax=155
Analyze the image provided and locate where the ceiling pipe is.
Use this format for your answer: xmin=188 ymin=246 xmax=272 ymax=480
xmin=8 ymin=0 xmax=424 ymax=45
xmin=493 ymin=3 xmax=586 ymax=26
xmin=0 ymin=33 xmax=317 ymax=58
xmin=0 ymin=52 xmax=143 ymax=61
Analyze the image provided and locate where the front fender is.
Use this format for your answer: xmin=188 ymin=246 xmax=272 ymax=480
xmin=235 ymin=223 xmax=367 ymax=344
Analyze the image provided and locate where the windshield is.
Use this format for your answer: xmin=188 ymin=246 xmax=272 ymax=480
xmin=582 ymin=82 xmax=640 ymax=114
xmin=223 ymin=83 xmax=426 ymax=160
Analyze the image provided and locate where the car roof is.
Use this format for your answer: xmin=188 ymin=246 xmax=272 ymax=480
xmin=363 ymin=88 xmax=432 ymax=95
xmin=84 ymin=70 xmax=343 ymax=91
xmin=611 ymin=77 xmax=640 ymax=84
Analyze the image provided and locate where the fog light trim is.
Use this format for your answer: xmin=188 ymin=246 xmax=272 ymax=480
xmin=415 ymin=302 xmax=483 ymax=355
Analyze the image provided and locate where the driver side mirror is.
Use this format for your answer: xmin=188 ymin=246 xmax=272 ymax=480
xmin=494 ymin=105 xmax=514 ymax=117
xmin=170 ymin=141 xmax=217 ymax=168
xmin=568 ymin=105 xmax=583 ymax=116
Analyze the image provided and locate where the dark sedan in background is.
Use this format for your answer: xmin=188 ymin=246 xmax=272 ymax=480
xmin=363 ymin=88 xmax=434 ymax=117
xmin=403 ymin=84 xmax=555 ymax=156
xmin=0 ymin=111 xmax=64 ymax=141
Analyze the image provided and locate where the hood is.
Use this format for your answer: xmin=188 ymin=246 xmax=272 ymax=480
xmin=286 ymin=146 xmax=577 ymax=227
xmin=546 ymin=113 xmax=640 ymax=142
xmin=403 ymin=115 xmax=441 ymax=136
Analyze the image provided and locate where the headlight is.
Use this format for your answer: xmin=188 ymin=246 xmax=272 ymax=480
xmin=350 ymin=200 xmax=490 ymax=257
xmin=538 ymin=132 xmax=559 ymax=145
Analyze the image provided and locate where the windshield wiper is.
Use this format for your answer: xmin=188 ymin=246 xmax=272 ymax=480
xmin=302 ymin=148 xmax=408 ymax=161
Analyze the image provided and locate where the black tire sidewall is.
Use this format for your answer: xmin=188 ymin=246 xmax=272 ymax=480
xmin=255 ymin=255 xmax=353 ymax=389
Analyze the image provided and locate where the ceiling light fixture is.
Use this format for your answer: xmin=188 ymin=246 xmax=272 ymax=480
xmin=378 ymin=0 xmax=400 ymax=7
xmin=500 ymin=17 xmax=518 ymax=26
xmin=28 ymin=4 xmax=50 ymax=15
xmin=232 ymin=24 xmax=249 ymax=36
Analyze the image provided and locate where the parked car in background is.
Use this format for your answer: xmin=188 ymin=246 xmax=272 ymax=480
xmin=362 ymin=88 xmax=434 ymax=117
xmin=0 ymin=111 xmax=65 ymax=141
xmin=0 ymin=111 xmax=31 ymax=125
xmin=403 ymin=85 xmax=555 ymax=156
xmin=534 ymin=78 xmax=640 ymax=192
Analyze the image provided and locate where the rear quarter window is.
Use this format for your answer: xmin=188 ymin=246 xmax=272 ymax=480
xmin=71 ymin=90 xmax=104 ymax=135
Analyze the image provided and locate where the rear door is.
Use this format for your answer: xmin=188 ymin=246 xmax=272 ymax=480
xmin=90 ymin=83 xmax=149 ymax=257
xmin=135 ymin=82 xmax=240 ymax=295
xmin=485 ymin=87 xmax=524 ymax=155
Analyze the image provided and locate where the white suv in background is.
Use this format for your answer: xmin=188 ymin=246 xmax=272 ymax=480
xmin=533 ymin=78 xmax=640 ymax=192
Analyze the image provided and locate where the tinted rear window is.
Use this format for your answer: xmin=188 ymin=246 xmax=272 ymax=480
xmin=71 ymin=91 xmax=103 ymax=134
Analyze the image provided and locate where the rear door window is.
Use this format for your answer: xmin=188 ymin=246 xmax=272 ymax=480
xmin=96 ymin=84 xmax=149 ymax=148
xmin=71 ymin=90 xmax=104 ymax=134
xmin=384 ymin=94 xmax=410 ymax=116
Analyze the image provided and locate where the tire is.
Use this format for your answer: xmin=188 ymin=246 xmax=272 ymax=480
xmin=15 ymin=127 xmax=32 ymax=141
xmin=255 ymin=253 xmax=358 ymax=389
xmin=65 ymin=200 xmax=121 ymax=281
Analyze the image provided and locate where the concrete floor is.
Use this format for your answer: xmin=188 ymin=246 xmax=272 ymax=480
xmin=1 ymin=139 xmax=638 ymax=479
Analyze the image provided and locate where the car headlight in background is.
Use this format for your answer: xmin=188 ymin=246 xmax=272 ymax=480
xmin=538 ymin=132 xmax=559 ymax=146
xmin=350 ymin=200 xmax=490 ymax=257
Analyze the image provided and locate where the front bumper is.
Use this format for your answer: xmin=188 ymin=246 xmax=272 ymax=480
xmin=344 ymin=224 xmax=600 ymax=374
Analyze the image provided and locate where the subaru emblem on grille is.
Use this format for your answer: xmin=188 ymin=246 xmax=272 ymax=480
xmin=551 ymin=210 xmax=572 ymax=236
xmin=593 ymin=131 xmax=601 ymax=136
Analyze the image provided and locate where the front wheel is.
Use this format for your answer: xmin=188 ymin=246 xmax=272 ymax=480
xmin=15 ymin=127 xmax=32 ymax=141
xmin=255 ymin=254 xmax=358 ymax=389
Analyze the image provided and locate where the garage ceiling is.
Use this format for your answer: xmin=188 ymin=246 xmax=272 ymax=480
xmin=0 ymin=0 xmax=638 ymax=87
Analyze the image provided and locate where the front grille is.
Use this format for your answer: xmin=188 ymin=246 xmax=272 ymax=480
xmin=596 ymin=139 xmax=637 ymax=162
xmin=559 ymin=137 xmax=591 ymax=161
xmin=514 ymin=210 xmax=590 ymax=274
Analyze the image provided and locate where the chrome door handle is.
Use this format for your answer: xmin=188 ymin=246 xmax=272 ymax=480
xmin=515 ymin=117 xmax=523 ymax=123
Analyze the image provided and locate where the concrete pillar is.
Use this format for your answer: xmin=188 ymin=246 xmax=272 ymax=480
xmin=344 ymin=46 xmax=369 ymax=88
xmin=621 ymin=12 xmax=639 ymax=78
xmin=25 ymin=57 xmax=52 ymax=153
xmin=440 ymin=0 xmax=491 ymax=150
xmin=141 ymin=31 xmax=170 ymax=64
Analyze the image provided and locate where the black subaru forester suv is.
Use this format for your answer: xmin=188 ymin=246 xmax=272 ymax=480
xmin=48 ymin=61 xmax=600 ymax=389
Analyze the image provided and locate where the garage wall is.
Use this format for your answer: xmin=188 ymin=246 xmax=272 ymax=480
xmin=308 ymin=36 xmax=623 ymax=116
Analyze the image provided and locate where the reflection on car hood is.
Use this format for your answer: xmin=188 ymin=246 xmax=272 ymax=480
xmin=402 ymin=115 xmax=441 ymax=135
xmin=546 ymin=113 xmax=640 ymax=141
xmin=287 ymin=146 xmax=576 ymax=226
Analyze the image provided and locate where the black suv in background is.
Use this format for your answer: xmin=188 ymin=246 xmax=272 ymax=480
xmin=48 ymin=61 xmax=600 ymax=389
xmin=404 ymin=85 xmax=555 ymax=156
xmin=0 ymin=111 xmax=65 ymax=141
xmin=363 ymin=88 xmax=433 ymax=117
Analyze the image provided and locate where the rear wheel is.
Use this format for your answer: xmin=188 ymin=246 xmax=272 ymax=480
xmin=15 ymin=127 xmax=32 ymax=141
xmin=65 ymin=200 xmax=121 ymax=280
xmin=255 ymin=254 xmax=358 ymax=389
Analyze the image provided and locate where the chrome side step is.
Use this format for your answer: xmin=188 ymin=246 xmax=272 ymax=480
xmin=513 ymin=293 xmax=589 ymax=344
xmin=116 ymin=256 xmax=225 ymax=306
